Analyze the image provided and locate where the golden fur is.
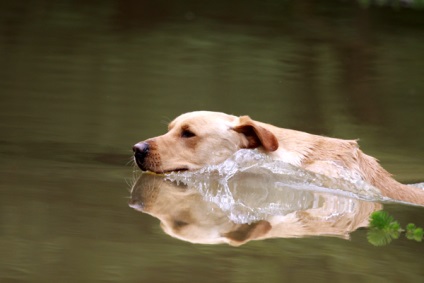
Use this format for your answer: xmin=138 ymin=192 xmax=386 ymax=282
xmin=133 ymin=111 xmax=424 ymax=205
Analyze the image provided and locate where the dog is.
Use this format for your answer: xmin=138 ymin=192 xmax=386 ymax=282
xmin=133 ymin=111 xmax=424 ymax=205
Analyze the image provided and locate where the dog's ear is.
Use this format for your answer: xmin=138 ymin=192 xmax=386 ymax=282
xmin=224 ymin=220 xmax=272 ymax=246
xmin=233 ymin=116 xmax=279 ymax=152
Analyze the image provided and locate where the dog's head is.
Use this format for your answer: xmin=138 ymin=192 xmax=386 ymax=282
xmin=133 ymin=111 xmax=279 ymax=173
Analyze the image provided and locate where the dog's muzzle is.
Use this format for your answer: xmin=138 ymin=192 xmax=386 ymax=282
xmin=133 ymin=142 xmax=150 ymax=170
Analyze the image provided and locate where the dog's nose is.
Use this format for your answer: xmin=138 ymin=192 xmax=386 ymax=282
xmin=133 ymin=142 xmax=149 ymax=157
xmin=133 ymin=142 xmax=150 ymax=169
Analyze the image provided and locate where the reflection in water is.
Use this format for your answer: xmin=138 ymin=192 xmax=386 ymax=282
xmin=129 ymin=151 xmax=384 ymax=246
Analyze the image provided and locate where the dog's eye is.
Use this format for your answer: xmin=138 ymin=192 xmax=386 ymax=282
xmin=181 ymin=129 xmax=196 ymax=138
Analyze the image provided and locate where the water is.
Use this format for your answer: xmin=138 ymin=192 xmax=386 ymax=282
xmin=1 ymin=1 xmax=424 ymax=282
xmin=134 ymin=149 xmax=422 ymax=245
xmin=131 ymin=150 xmax=387 ymax=244
xmin=166 ymin=149 xmax=387 ymax=202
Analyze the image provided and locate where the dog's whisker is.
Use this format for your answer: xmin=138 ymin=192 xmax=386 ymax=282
xmin=160 ymin=116 xmax=172 ymax=127
xmin=126 ymin=156 xmax=135 ymax=166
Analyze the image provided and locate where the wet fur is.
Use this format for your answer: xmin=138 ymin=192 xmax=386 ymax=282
xmin=134 ymin=111 xmax=424 ymax=205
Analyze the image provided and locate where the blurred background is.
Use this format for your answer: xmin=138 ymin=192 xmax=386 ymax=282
xmin=1 ymin=1 xmax=424 ymax=282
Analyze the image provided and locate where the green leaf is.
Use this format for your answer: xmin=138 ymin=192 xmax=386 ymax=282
xmin=368 ymin=211 xmax=424 ymax=246
xmin=413 ymin=228 xmax=423 ymax=242
xmin=406 ymin=224 xmax=422 ymax=241
xmin=406 ymin=223 xmax=416 ymax=231
xmin=369 ymin=211 xmax=394 ymax=229
xmin=388 ymin=221 xmax=401 ymax=232
xmin=389 ymin=229 xmax=401 ymax=240
xmin=367 ymin=229 xmax=393 ymax=246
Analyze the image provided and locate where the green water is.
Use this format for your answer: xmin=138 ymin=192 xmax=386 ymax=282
xmin=1 ymin=1 xmax=424 ymax=282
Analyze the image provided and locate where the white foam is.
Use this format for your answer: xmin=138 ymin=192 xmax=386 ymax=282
xmin=165 ymin=149 xmax=387 ymax=224
xmin=411 ymin=182 xmax=424 ymax=189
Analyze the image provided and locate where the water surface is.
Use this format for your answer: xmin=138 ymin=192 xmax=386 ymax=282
xmin=1 ymin=1 xmax=424 ymax=282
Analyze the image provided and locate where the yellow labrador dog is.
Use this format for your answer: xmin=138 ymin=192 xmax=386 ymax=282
xmin=133 ymin=111 xmax=424 ymax=205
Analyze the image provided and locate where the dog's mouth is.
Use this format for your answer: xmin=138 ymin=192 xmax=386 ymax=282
xmin=142 ymin=168 xmax=189 ymax=175
xmin=135 ymin=163 xmax=189 ymax=174
xmin=134 ymin=157 xmax=145 ymax=171
xmin=133 ymin=153 xmax=190 ymax=173
xmin=161 ymin=168 xmax=189 ymax=174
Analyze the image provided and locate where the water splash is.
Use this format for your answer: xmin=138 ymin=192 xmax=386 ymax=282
xmin=165 ymin=149 xmax=387 ymax=224
xmin=166 ymin=149 xmax=384 ymax=198
xmin=412 ymin=182 xmax=424 ymax=189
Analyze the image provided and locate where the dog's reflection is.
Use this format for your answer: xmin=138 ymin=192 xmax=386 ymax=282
xmin=129 ymin=173 xmax=382 ymax=246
